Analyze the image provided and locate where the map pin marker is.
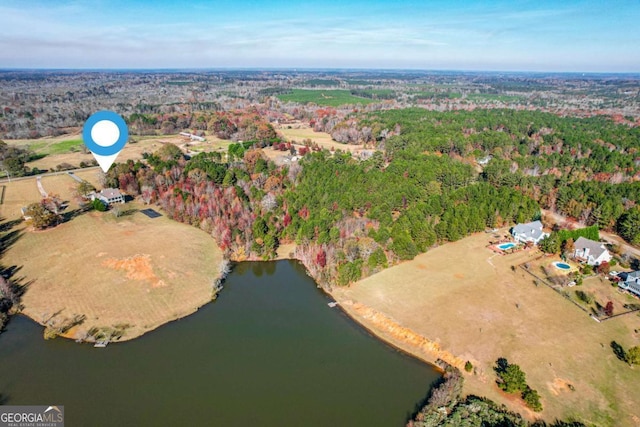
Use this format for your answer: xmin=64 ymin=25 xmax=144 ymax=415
xmin=82 ymin=110 xmax=128 ymax=173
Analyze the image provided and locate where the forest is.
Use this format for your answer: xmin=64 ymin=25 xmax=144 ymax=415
xmin=101 ymin=105 xmax=640 ymax=286
xmin=345 ymin=108 xmax=640 ymax=244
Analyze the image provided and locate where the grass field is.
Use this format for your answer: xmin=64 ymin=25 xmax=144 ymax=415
xmin=277 ymin=89 xmax=375 ymax=106
xmin=3 ymin=202 xmax=222 ymax=342
xmin=7 ymin=133 xmax=228 ymax=171
xmin=1 ymin=171 xmax=223 ymax=342
xmin=332 ymin=231 xmax=640 ymax=426
xmin=304 ymin=79 xmax=340 ymax=86
xmin=0 ymin=171 xmax=103 ymax=220
xmin=569 ymin=276 xmax=639 ymax=316
xmin=411 ymin=91 xmax=462 ymax=99
xmin=0 ymin=179 xmax=42 ymax=220
xmin=276 ymin=124 xmax=363 ymax=152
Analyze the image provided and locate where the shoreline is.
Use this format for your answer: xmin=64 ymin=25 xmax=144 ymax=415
xmin=328 ymin=295 xmax=464 ymax=372
xmin=20 ymin=295 xmax=217 ymax=343
xmin=9 ymin=243 xmax=622 ymax=424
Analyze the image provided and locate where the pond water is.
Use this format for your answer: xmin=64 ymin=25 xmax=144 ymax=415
xmin=0 ymin=260 xmax=440 ymax=427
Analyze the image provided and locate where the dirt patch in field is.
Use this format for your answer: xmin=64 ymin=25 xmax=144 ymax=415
xmin=549 ymin=378 xmax=574 ymax=396
xmin=4 ymin=198 xmax=223 ymax=342
xmin=102 ymin=254 xmax=167 ymax=288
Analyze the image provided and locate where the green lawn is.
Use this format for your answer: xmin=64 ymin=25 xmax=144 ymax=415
xmin=305 ymin=79 xmax=340 ymax=86
xmin=411 ymin=91 xmax=462 ymax=100
xmin=23 ymin=138 xmax=84 ymax=155
xmin=277 ymin=89 xmax=375 ymax=106
xmin=45 ymin=139 xmax=84 ymax=154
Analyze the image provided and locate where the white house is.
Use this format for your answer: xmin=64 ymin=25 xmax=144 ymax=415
xmin=573 ymin=236 xmax=612 ymax=266
xmin=179 ymin=132 xmax=205 ymax=142
xmin=511 ymin=221 xmax=549 ymax=245
xmin=93 ymin=188 xmax=125 ymax=206
xmin=619 ymin=271 xmax=640 ymax=297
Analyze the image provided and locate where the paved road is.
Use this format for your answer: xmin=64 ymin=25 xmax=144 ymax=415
xmin=0 ymin=166 xmax=100 ymax=185
xmin=36 ymin=176 xmax=48 ymax=197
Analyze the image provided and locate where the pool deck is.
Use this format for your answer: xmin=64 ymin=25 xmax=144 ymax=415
xmin=486 ymin=239 xmax=526 ymax=255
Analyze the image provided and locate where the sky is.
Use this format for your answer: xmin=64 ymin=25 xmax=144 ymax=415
xmin=0 ymin=0 xmax=638 ymax=72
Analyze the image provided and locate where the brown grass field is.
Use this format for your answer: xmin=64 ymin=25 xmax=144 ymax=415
xmin=7 ymin=133 xmax=232 ymax=171
xmin=0 ymin=171 xmax=103 ymax=220
xmin=276 ymin=123 xmax=362 ymax=152
xmin=571 ymin=276 xmax=640 ymax=315
xmin=332 ymin=230 xmax=640 ymax=426
xmin=1 ymin=171 xmax=223 ymax=342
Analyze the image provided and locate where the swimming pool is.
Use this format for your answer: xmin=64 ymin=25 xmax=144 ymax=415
xmin=497 ymin=242 xmax=516 ymax=251
xmin=553 ymin=261 xmax=571 ymax=270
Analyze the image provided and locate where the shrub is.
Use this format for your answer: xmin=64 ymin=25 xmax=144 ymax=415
xmin=627 ymin=346 xmax=640 ymax=365
xmin=464 ymin=361 xmax=473 ymax=372
xmin=575 ymin=290 xmax=593 ymax=304
xmin=522 ymin=386 xmax=543 ymax=412
xmin=91 ymin=198 xmax=107 ymax=212
xmin=43 ymin=327 xmax=59 ymax=340
xmin=337 ymin=260 xmax=363 ymax=286
xmin=604 ymin=301 xmax=614 ymax=316
xmin=611 ymin=341 xmax=627 ymax=362
xmin=494 ymin=358 xmax=527 ymax=393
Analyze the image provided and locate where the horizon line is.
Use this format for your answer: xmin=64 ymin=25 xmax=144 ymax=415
xmin=1 ymin=67 xmax=640 ymax=76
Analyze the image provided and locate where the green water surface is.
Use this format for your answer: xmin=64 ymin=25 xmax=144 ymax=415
xmin=0 ymin=260 xmax=440 ymax=426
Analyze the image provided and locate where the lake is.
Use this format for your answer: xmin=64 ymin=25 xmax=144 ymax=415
xmin=0 ymin=260 xmax=440 ymax=426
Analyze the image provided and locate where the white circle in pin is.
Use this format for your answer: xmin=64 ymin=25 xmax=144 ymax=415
xmin=91 ymin=120 xmax=120 ymax=147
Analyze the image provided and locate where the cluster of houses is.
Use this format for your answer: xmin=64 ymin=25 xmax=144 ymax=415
xmin=511 ymin=220 xmax=612 ymax=265
xmin=511 ymin=220 xmax=639 ymax=297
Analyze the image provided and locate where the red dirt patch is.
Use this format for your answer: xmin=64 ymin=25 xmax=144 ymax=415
xmin=102 ymin=254 xmax=167 ymax=288
xmin=548 ymin=378 xmax=574 ymax=396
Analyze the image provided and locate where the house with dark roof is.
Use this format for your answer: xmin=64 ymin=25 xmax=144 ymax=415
xmin=619 ymin=271 xmax=640 ymax=297
xmin=511 ymin=221 xmax=548 ymax=245
xmin=573 ymin=236 xmax=612 ymax=266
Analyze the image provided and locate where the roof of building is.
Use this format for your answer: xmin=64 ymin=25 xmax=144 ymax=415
xmin=574 ymin=236 xmax=609 ymax=260
xmin=101 ymin=188 xmax=123 ymax=199
xmin=512 ymin=221 xmax=545 ymax=240
xmin=627 ymin=271 xmax=640 ymax=280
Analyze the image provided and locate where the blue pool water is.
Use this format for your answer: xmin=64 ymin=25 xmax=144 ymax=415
xmin=553 ymin=262 xmax=571 ymax=270
xmin=497 ymin=242 xmax=516 ymax=250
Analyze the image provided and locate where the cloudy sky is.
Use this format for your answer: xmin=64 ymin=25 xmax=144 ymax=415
xmin=0 ymin=0 xmax=638 ymax=72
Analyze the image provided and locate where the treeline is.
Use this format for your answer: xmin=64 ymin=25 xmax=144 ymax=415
xmin=516 ymin=178 xmax=640 ymax=245
xmin=285 ymin=151 xmax=537 ymax=284
xmin=345 ymin=108 xmax=639 ymax=242
xmin=358 ymin=108 xmax=640 ymax=178
xmin=538 ymin=225 xmax=600 ymax=254
xmin=127 ymin=110 xmax=277 ymax=142
xmin=0 ymin=140 xmax=44 ymax=177
xmin=105 ymin=146 xmax=290 ymax=260
xmin=408 ymin=362 xmax=584 ymax=427
xmin=109 ymin=138 xmax=539 ymax=286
